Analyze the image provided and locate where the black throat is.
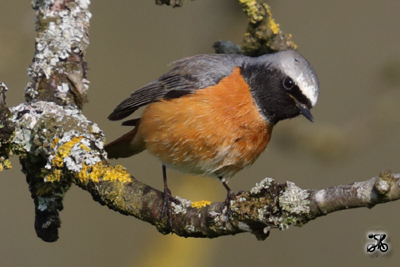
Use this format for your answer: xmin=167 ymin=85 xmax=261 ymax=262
xmin=240 ymin=63 xmax=310 ymax=125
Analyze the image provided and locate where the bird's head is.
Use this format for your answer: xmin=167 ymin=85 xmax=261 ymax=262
xmin=242 ymin=50 xmax=320 ymax=124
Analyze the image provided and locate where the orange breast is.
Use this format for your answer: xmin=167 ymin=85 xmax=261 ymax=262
xmin=138 ymin=67 xmax=273 ymax=179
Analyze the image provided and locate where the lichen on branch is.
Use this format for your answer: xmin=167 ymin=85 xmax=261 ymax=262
xmin=155 ymin=0 xmax=186 ymax=7
xmin=28 ymin=0 xmax=91 ymax=108
xmin=0 ymin=0 xmax=399 ymax=244
xmin=239 ymin=0 xmax=297 ymax=56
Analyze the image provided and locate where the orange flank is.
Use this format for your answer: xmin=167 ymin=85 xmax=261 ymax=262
xmin=138 ymin=67 xmax=273 ymax=178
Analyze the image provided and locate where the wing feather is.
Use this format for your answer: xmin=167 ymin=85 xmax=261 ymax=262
xmin=108 ymin=54 xmax=247 ymax=121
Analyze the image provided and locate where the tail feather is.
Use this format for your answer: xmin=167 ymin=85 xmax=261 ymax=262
xmin=105 ymin=119 xmax=145 ymax=159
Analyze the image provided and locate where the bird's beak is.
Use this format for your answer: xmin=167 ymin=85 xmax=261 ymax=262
xmin=296 ymin=101 xmax=314 ymax=122
xmin=288 ymin=94 xmax=314 ymax=122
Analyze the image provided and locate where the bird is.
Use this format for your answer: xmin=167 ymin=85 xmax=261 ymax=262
xmin=105 ymin=50 xmax=320 ymax=225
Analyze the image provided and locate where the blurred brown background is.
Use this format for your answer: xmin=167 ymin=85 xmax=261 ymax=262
xmin=1 ymin=1 xmax=400 ymax=266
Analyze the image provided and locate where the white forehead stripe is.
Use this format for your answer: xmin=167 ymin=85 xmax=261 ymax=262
xmin=276 ymin=51 xmax=319 ymax=107
xmin=291 ymin=72 xmax=319 ymax=106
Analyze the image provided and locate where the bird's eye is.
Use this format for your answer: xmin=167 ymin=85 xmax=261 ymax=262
xmin=283 ymin=77 xmax=294 ymax=90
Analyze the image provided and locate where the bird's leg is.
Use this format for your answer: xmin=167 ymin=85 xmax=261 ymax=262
xmin=160 ymin=164 xmax=173 ymax=231
xmin=219 ymin=177 xmax=236 ymax=210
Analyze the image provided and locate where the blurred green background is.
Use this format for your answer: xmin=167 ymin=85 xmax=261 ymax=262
xmin=1 ymin=1 xmax=400 ymax=266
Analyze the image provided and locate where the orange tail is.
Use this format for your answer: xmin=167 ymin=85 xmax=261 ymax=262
xmin=105 ymin=119 xmax=145 ymax=159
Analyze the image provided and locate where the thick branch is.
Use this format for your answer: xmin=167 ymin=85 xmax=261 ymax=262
xmin=0 ymin=0 xmax=399 ymax=244
xmin=0 ymin=82 xmax=13 ymax=171
xmin=155 ymin=0 xmax=186 ymax=7
xmin=309 ymin=171 xmax=400 ymax=216
xmin=28 ymin=0 xmax=90 ymax=108
xmin=239 ymin=0 xmax=297 ymax=56
xmin=17 ymin=0 xmax=91 ymax=242
xmin=213 ymin=1 xmax=297 ymax=56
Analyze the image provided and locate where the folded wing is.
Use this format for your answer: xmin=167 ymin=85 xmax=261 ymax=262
xmin=107 ymin=54 xmax=246 ymax=121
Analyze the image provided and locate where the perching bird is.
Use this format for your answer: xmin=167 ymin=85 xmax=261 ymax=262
xmin=105 ymin=50 xmax=319 ymax=223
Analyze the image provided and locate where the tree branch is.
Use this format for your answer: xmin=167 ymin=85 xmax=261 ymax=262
xmin=155 ymin=0 xmax=186 ymax=7
xmin=233 ymin=0 xmax=297 ymax=56
xmin=0 ymin=0 xmax=399 ymax=243
xmin=10 ymin=0 xmax=92 ymax=242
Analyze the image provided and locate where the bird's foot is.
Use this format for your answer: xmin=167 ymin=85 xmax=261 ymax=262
xmin=219 ymin=177 xmax=237 ymax=214
xmin=160 ymin=187 xmax=174 ymax=232
xmin=224 ymin=188 xmax=237 ymax=214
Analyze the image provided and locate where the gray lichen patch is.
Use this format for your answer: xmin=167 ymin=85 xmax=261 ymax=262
xmin=11 ymin=101 xmax=106 ymax=173
xmin=49 ymin=133 xmax=102 ymax=174
xmin=229 ymin=178 xmax=311 ymax=232
xmin=249 ymin=177 xmax=275 ymax=195
xmin=279 ymin=182 xmax=310 ymax=214
xmin=375 ymin=170 xmax=396 ymax=196
xmin=0 ymin=82 xmax=14 ymax=170
xmin=277 ymin=181 xmax=311 ymax=229
xmin=172 ymin=196 xmax=192 ymax=214
xmin=27 ymin=0 xmax=91 ymax=103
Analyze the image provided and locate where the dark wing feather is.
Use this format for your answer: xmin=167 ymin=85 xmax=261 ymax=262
xmin=108 ymin=54 xmax=247 ymax=121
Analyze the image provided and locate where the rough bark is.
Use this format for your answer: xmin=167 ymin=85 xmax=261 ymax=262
xmin=0 ymin=0 xmax=398 ymax=243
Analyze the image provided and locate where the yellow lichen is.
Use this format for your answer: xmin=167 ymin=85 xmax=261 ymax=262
xmin=88 ymin=162 xmax=103 ymax=183
xmin=0 ymin=159 xmax=12 ymax=171
xmin=78 ymin=163 xmax=90 ymax=181
xmin=79 ymin=144 xmax=90 ymax=151
xmin=52 ymin=137 xmax=60 ymax=148
xmin=265 ymin=7 xmax=279 ymax=34
xmin=45 ymin=169 xmax=62 ymax=182
xmin=58 ymin=136 xmax=82 ymax=157
xmin=52 ymin=156 xmax=64 ymax=168
xmin=238 ymin=0 xmax=264 ymax=24
xmin=103 ymin=164 xmax=131 ymax=183
xmin=286 ymin=33 xmax=298 ymax=50
xmin=52 ymin=136 xmax=83 ymax=168
xmin=191 ymin=200 xmax=212 ymax=209
xmin=77 ymin=162 xmax=132 ymax=185
xmin=49 ymin=136 xmax=132 ymax=187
